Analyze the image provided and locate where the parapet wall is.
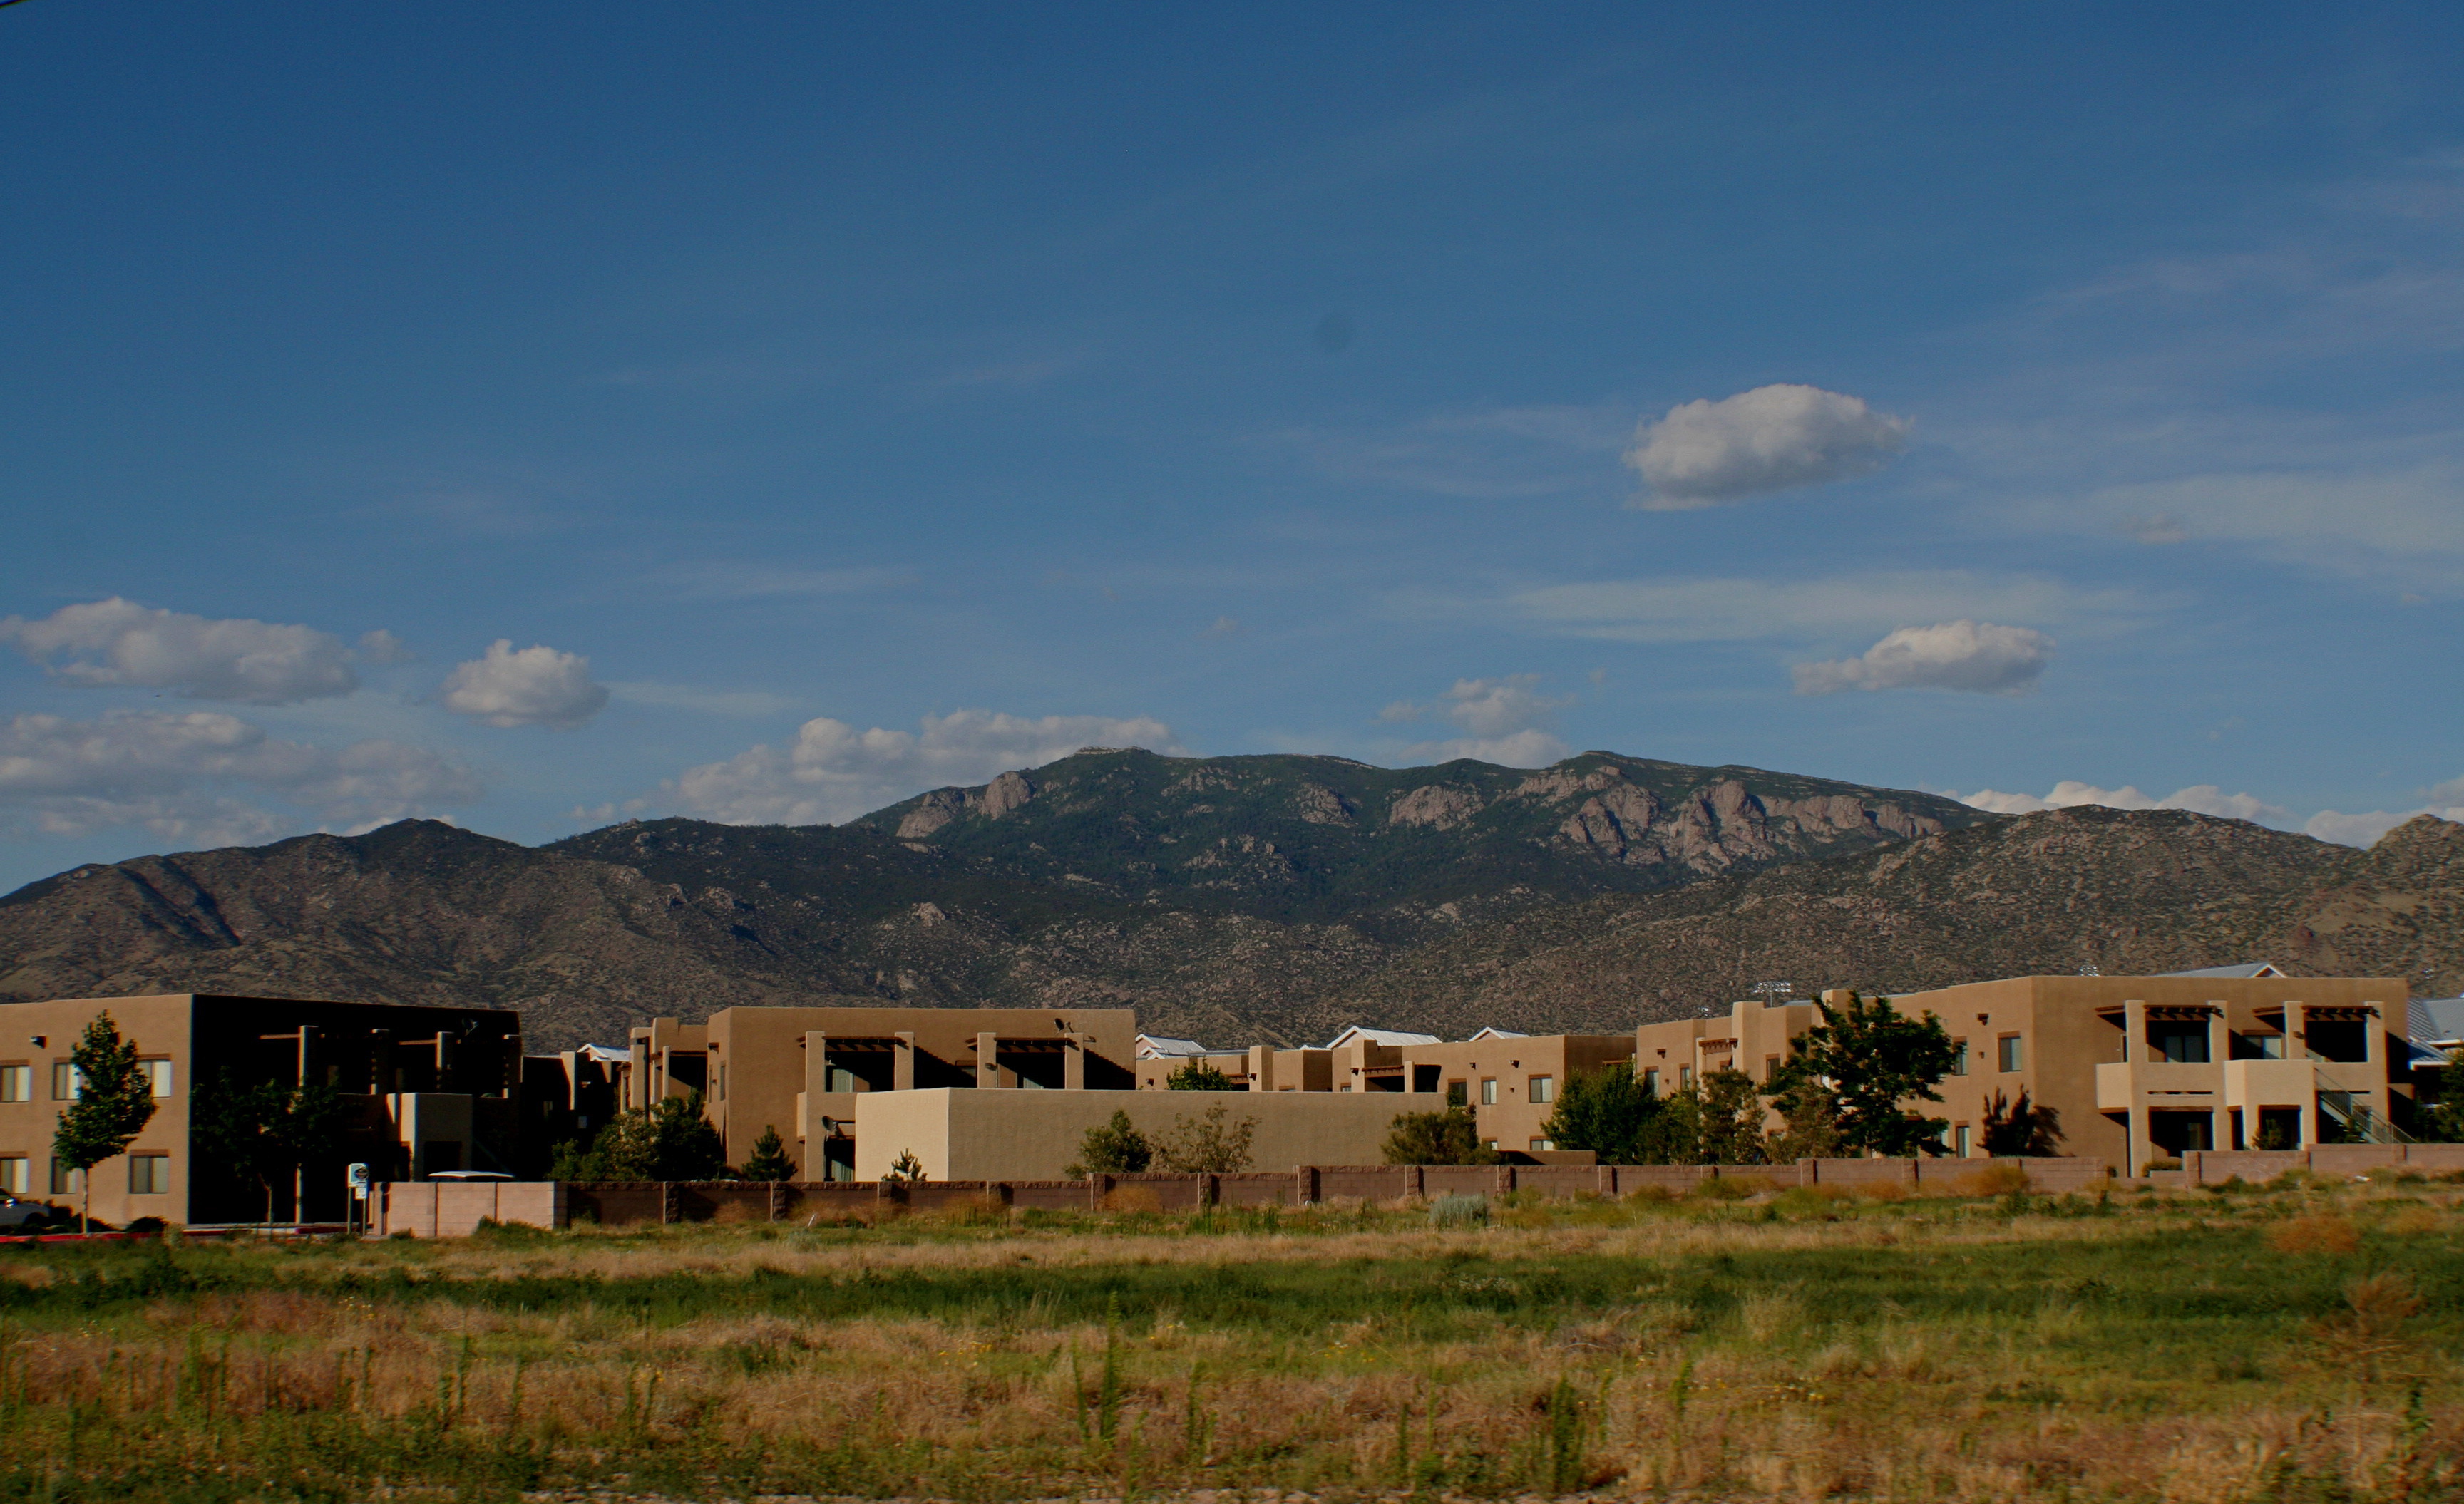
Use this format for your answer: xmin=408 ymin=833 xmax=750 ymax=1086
xmin=378 ymin=1155 xmax=2113 ymax=1234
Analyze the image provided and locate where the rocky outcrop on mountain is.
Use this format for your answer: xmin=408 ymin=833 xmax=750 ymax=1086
xmin=1319 ymin=805 xmax=2459 ymax=1040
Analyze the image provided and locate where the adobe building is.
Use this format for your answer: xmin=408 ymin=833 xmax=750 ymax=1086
xmin=633 ymin=1006 xmax=1138 ymax=1180
xmin=0 ymin=993 xmax=523 ymax=1226
xmin=1871 ymin=967 xmax=2415 ymax=1175
xmin=854 ymin=1086 xmax=1411 ymax=1181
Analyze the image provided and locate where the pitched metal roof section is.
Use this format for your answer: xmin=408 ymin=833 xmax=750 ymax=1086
xmin=1321 ymin=1025 xmax=1443 ymax=1049
xmin=1467 ymin=1026 xmax=1529 ymax=1040
xmin=1135 ymin=1034 xmax=1211 ymax=1059
xmin=2155 ymin=962 xmax=2286 ymax=979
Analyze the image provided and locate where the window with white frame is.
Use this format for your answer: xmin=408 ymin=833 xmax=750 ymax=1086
xmin=1479 ymin=1078 xmax=1497 ymax=1106
xmin=128 ymin=1155 xmax=170 ymax=1195
xmin=0 ymin=1158 xmax=24 ymax=1195
xmin=1528 ymin=1075 xmax=1554 ymax=1104
xmin=0 ymin=1065 xmax=27 ymax=1103
xmin=141 ymin=1059 xmax=173 ymax=1098
xmin=51 ymin=1063 xmax=78 ymax=1101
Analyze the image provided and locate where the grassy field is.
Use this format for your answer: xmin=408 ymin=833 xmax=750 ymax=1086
xmin=0 ymin=1174 xmax=2458 ymax=1503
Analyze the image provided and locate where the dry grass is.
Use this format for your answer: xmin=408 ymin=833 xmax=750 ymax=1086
xmin=0 ymin=1177 xmax=2455 ymax=1501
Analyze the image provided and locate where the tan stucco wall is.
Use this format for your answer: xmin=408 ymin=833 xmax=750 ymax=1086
xmin=701 ymin=1005 xmax=1139 ymax=1176
xmin=853 ymin=1088 xmax=1419 ymax=1181
xmin=0 ymin=994 xmax=195 ymax=1226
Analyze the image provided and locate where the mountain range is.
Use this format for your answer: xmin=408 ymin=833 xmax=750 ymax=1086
xmin=1 ymin=747 xmax=2454 ymax=1051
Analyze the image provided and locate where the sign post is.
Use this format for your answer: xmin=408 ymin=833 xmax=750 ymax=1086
xmin=345 ymin=1163 xmax=371 ymax=1237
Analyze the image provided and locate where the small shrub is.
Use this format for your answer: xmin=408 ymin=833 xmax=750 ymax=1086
xmin=1102 ymin=1185 xmax=1164 ymax=1214
xmin=2269 ymin=1214 xmax=2361 ymax=1255
xmin=1693 ymin=1175 xmax=1767 ymax=1201
xmin=1954 ymin=1163 xmax=2032 ymax=1197
xmin=1429 ymin=1193 xmax=1489 ymax=1229
xmin=2144 ymin=1157 xmax=2183 ymax=1172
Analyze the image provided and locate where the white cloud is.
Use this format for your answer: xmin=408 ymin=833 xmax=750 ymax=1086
xmin=1624 ymin=384 xmax=1911 ymax=507
xmin=1954 ymin=781 xmax=2295 ymax=825
xmin=439 ymin=641 xmax=609 ymax=729
xmin=606 ymin=681 xmax=796 ymax=718
xmin=1792 ymin=620 xmax=2055 ymax=696
xmin=1502 ymin=570 xmax=2132 ymax=645
xmin=356 ymin=629 xmax=415 ymax=664
xmin=0 ymin=597 xmax=366 ymax=704
xmin=2301 ymin=805 xmax=2464 ymax=846
xmin=0 ymin=710 xmax=482 ymax=844
xmin=1396 ymin=676 xmax=1573 ymax=767
xmin=2062 ymin=465 xmax=2464 ymax=590
xmin=670 ymin=708 xmax=1185 ymax=825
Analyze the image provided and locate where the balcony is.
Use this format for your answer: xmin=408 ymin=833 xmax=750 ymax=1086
xmin=2096 ymin=1060 xmax=2220 ymax=1111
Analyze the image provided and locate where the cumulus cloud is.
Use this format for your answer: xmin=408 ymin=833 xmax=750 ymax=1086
xmin=1500 ymin=570 xmax=2132 ymax=645
xmin=1397 ymin=676 xmax=1574 ymax=767
xmin=0 ymin=710 xmax=482 ymax=844
xmin=1957 ymin=781 xmax=2294 ymax=824
xmin=1949 ymin=778 xmax=2464 ymax=848
xmin=1792 ymin=620 xmax=2055 ymax=696
xmin=1625 ymin=384 xmax=1911 ymax=508
xmin=0 ymin=597 xmax=369 ymax=704
xmin=670 ymin=709 xmax=1184 ymax=825
xmin=439 ymin=641 xmax=609 ymax=729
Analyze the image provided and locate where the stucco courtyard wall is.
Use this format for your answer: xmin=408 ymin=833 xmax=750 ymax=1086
xmin=853 ymin=1088 xmax=1416 ymax=1181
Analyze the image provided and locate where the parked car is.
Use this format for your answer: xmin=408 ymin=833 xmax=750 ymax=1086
xmin=0 ymin=1199 xmax=61 ymax=1230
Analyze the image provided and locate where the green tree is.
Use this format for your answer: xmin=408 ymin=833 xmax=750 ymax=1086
xmin=1637 ymin=1086 xmax=1704 ymax=1164
xmin=195 ymin=1072 xmax=347 ymax=1225
xmin=1382 ymin=1107 xmax=1499 ymax=1165
xmin=570 ymin=1093 xmax=729 ymax=1180
xmin=1152 ymin=1103 xmax=1256 ymax=1173
xmin=50 ymin=1012 xmax=157 ymax=1233
xmin=1695 ymin=1068 xmax=1770 ymax=1165
xmin=1763 ymin=1074 xmax=1844 ymax=1162
xmin=1978 ymin=1088 xmax=2065 ymax=1156
xmin=741 ymin=1124 xmax=796 ymax=1181
xmin=2410 ymin=1071 xmax=2464 ymax=1143
xmin=1066 ymin=1109 xmax=1153 ymax=1177
xmin=1764 ymin=991 xmax=1961 ymax=1158
xmin=1165 ymin=1061 xmax=1238 ymax=1091
xmin=1539 ymin=1068 xmax=1660 ymax=1163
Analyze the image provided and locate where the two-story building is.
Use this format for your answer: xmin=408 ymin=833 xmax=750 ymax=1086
xmin=0 ymin=993 xmax=525 ymax=1226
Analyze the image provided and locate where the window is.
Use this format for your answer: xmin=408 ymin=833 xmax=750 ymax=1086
xmin=1446 ymin=1081 xmax=1467 ymax=1108
xmin=1997 ymin=1035 xmax=2024 ymax=1073
xmin=51 ymin=1063 xmax=79 ymax=1101
xmin=1764 ymin=1055 xmax=1780 ymax=1082
xmin=717 ymin=1063 xmax=727 ymax=1101
xmin=1954 ymin=1125 xmax=1971 ymax=1158
xmin=1530 ymin=1138 xmax=1556 ymax=1152
xmin=0 ymin=1158 xmax=23 ymax=1194
xmin=1479 ymin=1078 xmax=1497 ymax=1106
xmin=0 ymin=1066 xmax=27 ymax=1102
xmin=2147 ymin=1025 xmax=2209 ymax=1063
xmin=140 ymin=1059 xmax=172 ymax=1098
xmin=49 ymin=1159 xmax=81 ymax=1195
xmin=128 ymin=1155 xmax=170 ymax=1195
xmin=1678 ymin=1066 xmax=1693 ymax=1088
xmin=1641 ymin=1068 xmax=1659 ymax=1096
xmin=1948 ymin=1040 xmax=1968 ymax=1077
xmin=1529 ymin=1075 xmax=1554 ymax=1104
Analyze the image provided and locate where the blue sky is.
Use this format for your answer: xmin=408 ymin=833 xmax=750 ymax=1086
xmin=4 ymin=4 xmax=2462 ymax=891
